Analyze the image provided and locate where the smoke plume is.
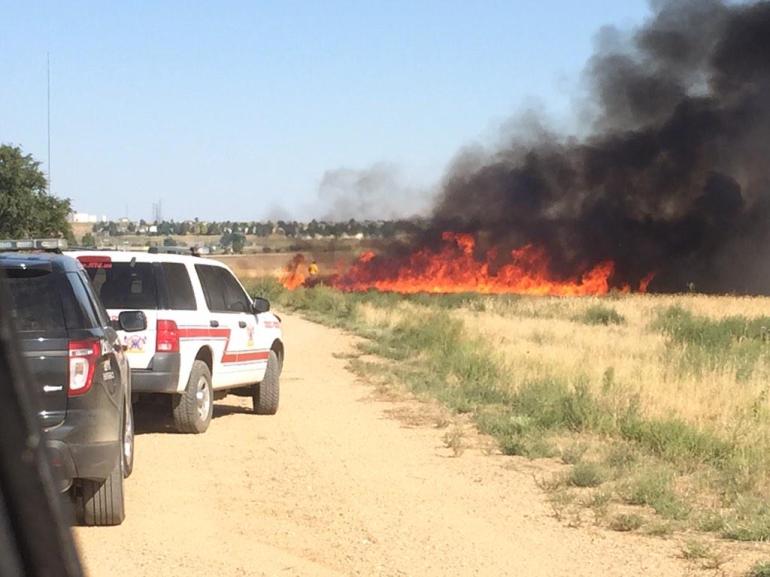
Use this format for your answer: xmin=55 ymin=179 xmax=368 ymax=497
xmin=428 ymin=0 xmax=770 ymax=293
xmin=316 ymin=163 xmax=432 ymax=221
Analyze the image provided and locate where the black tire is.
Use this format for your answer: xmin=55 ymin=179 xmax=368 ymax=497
xmin=172 ymin=360 xmax=213 ymax=434
xmin=253 ymin=350 xmax=280 ymax=415
xmin=123 ymin=400 xmax=134 ymax=478
xmin=75 ymin=461 xmax=125 ymax=526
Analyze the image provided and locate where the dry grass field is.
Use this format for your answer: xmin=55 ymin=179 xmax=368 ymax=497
xmin=464 ymin=294 xmax=770 ymax=434
xmin=247 ymin=279 xmax=770 ymax=550
xmin=213 ymin=251 xmax=358 ymax=279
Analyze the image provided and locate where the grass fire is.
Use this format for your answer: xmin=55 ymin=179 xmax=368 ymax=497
xmin=280 ymin=232 xmax=655 ymax=295
xmin=286 ymin=0 xmax=770 ymax=297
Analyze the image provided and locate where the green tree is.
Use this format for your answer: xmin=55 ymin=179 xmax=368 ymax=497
xmin=81 ymin=232 xmax=97 ymax=247
xmin=163 ymin=236 xmax=178 ymax=247
xmin=0 ymin=144 xmax=72 ymax=239
xmin=220 ymin=231 xmax=245 ymax=253
xmin=231 ymin=232 xmax=246 ymax=254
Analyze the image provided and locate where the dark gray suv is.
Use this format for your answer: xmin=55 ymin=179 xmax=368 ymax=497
xmin=0 ymin=251 xmax=144 ymax=526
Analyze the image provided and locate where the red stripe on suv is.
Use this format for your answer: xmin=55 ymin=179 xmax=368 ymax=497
xmin=176 ymin=326 xmax=269 ymax=365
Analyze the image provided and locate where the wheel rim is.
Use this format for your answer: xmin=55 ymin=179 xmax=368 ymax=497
xmin=123 ymin=403 xmax=133 ymax=467
xmin=196 ymin=377 xmax=211 ymax=420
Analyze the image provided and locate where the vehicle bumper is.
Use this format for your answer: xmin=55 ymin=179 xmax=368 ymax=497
xmin=45 ymin=407 xmax=121 ymax=491
xmin=46 ymin=438 xmax=119 ymax=492
xmin=131 ymin=353 xmax=180 ymax=393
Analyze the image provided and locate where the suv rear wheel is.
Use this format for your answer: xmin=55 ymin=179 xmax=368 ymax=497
xmin=252 ymin=350 xmax=280 ymax=415
xmin=172 ymin=360 xmax=213 ymax=433
xmin=75 ymin=460 xmax=125 ymax=526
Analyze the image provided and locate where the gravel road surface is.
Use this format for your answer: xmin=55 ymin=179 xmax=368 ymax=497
xmin=75 ymin=313 xmax=698 ymax=577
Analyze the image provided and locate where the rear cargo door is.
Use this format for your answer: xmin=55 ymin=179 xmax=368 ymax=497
xmin=79 ymin=256 xmax=158 ymax=370
xmin=4 ymin=269 xmax=70 ymax=429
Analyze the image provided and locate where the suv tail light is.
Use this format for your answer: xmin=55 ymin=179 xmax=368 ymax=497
xmin=68 ymin=340 xmax=100 ymax=397
xmin=156 ymin=319 xmax=179 ymax=353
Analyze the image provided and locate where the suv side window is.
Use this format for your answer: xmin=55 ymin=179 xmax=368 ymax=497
xmin=76 ymin=271 xmax=111 ymax=328
xmin=160 ymin=263 xmax=196 ymax=310
xmin=66 ymin=273 xmax=100 ymax=329
xmin=194 ymin=265 xmax=251 ymax=314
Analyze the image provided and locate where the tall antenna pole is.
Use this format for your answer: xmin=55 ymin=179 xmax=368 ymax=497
xmin=47 ymin=52 xmax=51 ymax=193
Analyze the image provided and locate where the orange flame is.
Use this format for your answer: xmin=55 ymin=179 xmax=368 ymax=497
xmin=280 ymin=233 xmax=655 ymax=295
xmin=279 ymin=254 xmax=308 ymax=290
xmin=639 ymin=271 xmax=656 ymax=293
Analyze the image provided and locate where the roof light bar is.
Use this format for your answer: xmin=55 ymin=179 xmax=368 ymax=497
xmin=0 ymin=239 xmax=68 ymax=251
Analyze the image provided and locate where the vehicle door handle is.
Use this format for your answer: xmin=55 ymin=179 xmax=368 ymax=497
xmin=210 ymin=320 xmax=219 ymax=328
xmin=238 ymin=321 xmax=247 ymax=328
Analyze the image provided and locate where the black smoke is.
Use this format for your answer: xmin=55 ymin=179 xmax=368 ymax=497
xmin=428 ymin=0 xmax=770 ymax=293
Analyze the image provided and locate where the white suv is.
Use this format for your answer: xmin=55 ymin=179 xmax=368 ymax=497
xmin=68 ymin=250 xmax=284 ymax=433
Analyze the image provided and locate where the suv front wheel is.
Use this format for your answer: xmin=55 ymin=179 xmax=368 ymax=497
xmin=252 ymin=350 xmax=280 ymax=415
xmin=172 ymin=360 xmax=213 ymax=434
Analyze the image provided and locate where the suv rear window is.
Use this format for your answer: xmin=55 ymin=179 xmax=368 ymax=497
xmin=4 ymin=270 xmax=66 ymax=334
xmin=2 ymin=269 xmax=96 ymax=335
xmin=85 ymin=262 xmax=158 ymax=309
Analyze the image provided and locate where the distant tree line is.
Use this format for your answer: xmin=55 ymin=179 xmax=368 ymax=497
xmin=92 ymin=218 xmax=425 ymax=239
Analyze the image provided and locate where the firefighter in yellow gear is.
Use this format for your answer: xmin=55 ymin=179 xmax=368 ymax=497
xmin=308 ymin=260 xmax=319 ymax=277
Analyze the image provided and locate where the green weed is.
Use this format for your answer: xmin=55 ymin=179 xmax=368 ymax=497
xmin=721 ymin=498 xmax=770 ymax=541
xmin=245 ymin=276 xmax=287 ymax=303
xmin=576 ymin=304 xmax=625 ymax=326
xmin=624 ymin=467 xmax=690 ymax=520
xmin=645 ymin=521 xmax=674 ymax=537
xmin=561 ymin=442 xmax=588 ymax=465
xmin=610 ymin=514 xmax=643 ymax=532
xmin=568 ymin=462 xmax=607 ymax=488
xmin=653 ymin=306 xmax=770 ymax=380
xmin=603 ymin=443 xmax=639 ymax=471
xmin=748 ymin=562 xmax=770 ymax=577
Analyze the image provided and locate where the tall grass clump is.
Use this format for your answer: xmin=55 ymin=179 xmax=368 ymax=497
xmin=576 ymin=304 xmax=625 ymax=326
xmin=278 ymin=285 xmax=360 ymax=327
xmin=653 ymin=306 xmax=770 ymax=380
xmin=747 ymin=561 xmax=770 ymax=577
xmin=363 ymin=311 xmax=512 ymax=411
xmin=245 ymin=276 xmax=288 ymax=304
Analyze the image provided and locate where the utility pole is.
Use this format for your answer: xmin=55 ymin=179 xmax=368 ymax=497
xmin=47 ymin=52 xmax=51 ymax=193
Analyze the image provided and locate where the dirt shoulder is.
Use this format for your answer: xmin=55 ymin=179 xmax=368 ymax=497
xmin=75 ymin=313 xmax=709 ymax=577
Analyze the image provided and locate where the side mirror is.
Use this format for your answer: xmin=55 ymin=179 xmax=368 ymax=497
xmin=118 ymin=310 xmax=147 ymax=332
xmin=252 ymin=297 xmax=270 ymax=314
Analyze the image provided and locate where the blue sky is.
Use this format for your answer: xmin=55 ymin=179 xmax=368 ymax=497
xmin=0 ymin=0 xmax=652 ymax=221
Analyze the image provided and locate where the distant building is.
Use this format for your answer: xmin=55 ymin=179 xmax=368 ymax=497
xmin=69 ymin=212 xmax=107 ymax=224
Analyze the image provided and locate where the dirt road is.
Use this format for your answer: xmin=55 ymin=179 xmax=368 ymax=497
xmin=75 ymin=314 xmax=699 ymax=577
